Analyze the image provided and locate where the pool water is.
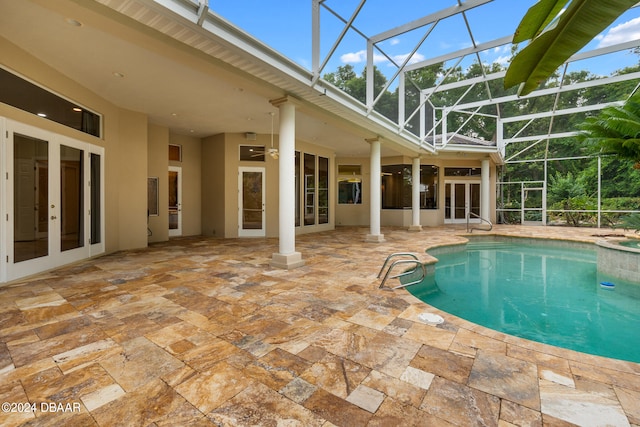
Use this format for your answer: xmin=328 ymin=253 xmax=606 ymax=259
xmin=408 ymin=240 xmax=640 ymax=363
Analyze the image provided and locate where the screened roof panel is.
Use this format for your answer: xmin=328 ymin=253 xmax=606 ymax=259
xmin=211 ymin=1 xmax=640 ymax=157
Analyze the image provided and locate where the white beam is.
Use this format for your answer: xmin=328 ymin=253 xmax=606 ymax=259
xmin=500 ymin=102 xmax=623 ymax=124
xmin=446 ymin=72 xmax=640 ymax=112
xmin=370 ymin=0 xmax=493 ymax=43
xmin=504 ymin=132 xmax=577 ymax=145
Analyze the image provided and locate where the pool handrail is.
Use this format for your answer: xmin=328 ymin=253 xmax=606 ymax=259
xmin=467 ymin=212 xmax=493 ymax=233
xmin=378 ymin=253 xmax=426 ymax=289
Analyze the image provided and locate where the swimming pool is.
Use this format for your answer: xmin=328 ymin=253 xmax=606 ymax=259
xmin=408 ymin=238 xmax=640 ymax=363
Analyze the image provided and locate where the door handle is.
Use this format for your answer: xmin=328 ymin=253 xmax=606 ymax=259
xmin=51 ymin=216 xmax=57 ymax=220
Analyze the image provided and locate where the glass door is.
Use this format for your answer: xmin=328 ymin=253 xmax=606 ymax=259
xmin=445 ymin=181 xmax=481 ymax=224
xmin=168 ymin=166 xmax=182 ymax=237
xmin=238 ymin=167 xmax=265 ymax=237
xmin=13 ymin=133 xmax=49 ymax=264
xmin=2 ymin=119 xmax=104 ymax=282
xmin=60 ymin=145 xmax=84 ymax=253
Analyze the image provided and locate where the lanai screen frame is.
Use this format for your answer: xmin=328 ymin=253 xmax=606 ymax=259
xmin=309 ymin=0 xmax=640 ymax=227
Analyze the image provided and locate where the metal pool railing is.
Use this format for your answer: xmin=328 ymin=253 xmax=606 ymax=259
xmin=377 ymin=253 xmax=426 ymax=289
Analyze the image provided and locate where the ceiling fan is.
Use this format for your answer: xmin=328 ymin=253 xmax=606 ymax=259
xmin=248 ymin=112 xmax=279 ymax=159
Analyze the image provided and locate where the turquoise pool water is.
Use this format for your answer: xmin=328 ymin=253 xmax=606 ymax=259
xmin=408 ymin=240 xmax=640 ymax=363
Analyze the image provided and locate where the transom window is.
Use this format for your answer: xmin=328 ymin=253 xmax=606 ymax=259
xmin=239 ymin=145 xmax=265 ymax=161
xmin=0 ymin=67 xmax=101 ymax=137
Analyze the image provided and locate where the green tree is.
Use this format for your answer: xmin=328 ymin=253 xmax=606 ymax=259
xmin=323 ymin=65 xmax=397 ymax=122
xmin=579 ymin=93 xmax=640 ymax=168
xmin=323 ymin=65 xmax=357 ymax=92
xmin=547 ymin=171 xmax=596 ymax=225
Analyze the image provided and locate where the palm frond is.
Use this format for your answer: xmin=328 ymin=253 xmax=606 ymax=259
xmin=505 ymin=0 xmax=637 ymax=96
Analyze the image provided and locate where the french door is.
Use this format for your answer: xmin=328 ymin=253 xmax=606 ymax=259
xmin=444 ymin=180 xmax=480 ymax=224
xmin=1 ymin=119 xmax=104 ymax=282
xmin=238 ymin=167 xmax=265 ymax=237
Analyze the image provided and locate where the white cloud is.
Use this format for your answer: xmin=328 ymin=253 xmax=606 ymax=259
xmin=493 ymin=55 xmax=511 ymax=66
xmin=340 ymin=50 xmax=367 ymax=63
xmin=340 ymin=50 xmax=424 ymax=66
xmin=392 ymin=52 xmax=426 ymax=65
xmin=340 ymin=50 xmax=389 ymax=64
xmin=390 ymin=38 xmax=400 ymax=46
xmin=480 ymin=44 xmax=510 ymax=58
xmin=597 ymin=16 xmax=640 ymax=48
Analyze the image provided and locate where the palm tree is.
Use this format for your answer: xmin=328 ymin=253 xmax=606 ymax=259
xmin=578 ymin=93 xmax=640 ymax=169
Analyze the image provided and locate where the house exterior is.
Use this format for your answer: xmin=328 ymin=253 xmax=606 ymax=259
xmin=0 ymin=0 xmax=500 ymax=283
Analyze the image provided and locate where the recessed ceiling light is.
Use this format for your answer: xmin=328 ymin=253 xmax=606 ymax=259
xmin=66 ymin=18 xmax=83 ymax=27
xmin=37 ymin=113 xmax=47 ymax=117
xmin=112 ymin=72 xmax=125 ymax=78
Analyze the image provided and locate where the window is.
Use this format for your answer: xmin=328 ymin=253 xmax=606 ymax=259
xmin=445 ymin=167 xmax=481 ymax=176
xmin=318 ymin=157 xmax=329 ymax=224
xmin=381 ymin=164 xmax=439 ymax=209
xmin=295 ymin=151 xmax=300 ymax=226
xmin=168 ymin=144 xmax=182 ymax=162
xmin=147 ymin=177 xmax=159 ymax=216
xmin=420 ymin=165 xmax=438 ymax=209
xmin=91 ymin=153 xmax=102 ymax=244
xmin=304 ymin=153 xmax=315 ymax=225
xmin=0 ymin=67 xmax=101 ymax=137
xmin=382 ymin=165 xmax=411 ymax=209
xmin=296 ymin=152 xmax=330 ymax=226
xmin=239 ymin=145 xmax=265 ymax=161
xmin=338 ymin=164 xmax=362 ymax=204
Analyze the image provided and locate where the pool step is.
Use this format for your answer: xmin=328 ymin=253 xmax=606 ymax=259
xmin=465 ymin=241 xmax=514 ymax=251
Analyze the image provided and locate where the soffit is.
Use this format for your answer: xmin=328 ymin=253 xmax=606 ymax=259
xmin=0 ymin=0 xmax=416 ymax=157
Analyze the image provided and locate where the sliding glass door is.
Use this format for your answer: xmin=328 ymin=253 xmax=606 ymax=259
xmin=2 ymin=119 xmax=104 ymax=282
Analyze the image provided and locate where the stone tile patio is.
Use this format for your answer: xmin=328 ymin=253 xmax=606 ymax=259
xmin=0 ymin=226 xmax=639 ymax=426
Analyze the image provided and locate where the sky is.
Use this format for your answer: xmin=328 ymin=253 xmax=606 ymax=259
xmin=211 ymin=0 xmax=640 ymax=82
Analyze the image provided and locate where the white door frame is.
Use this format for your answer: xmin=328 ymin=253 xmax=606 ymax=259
xmin=168 ymin=166 xmax=182 ymax=237
xmin=1 ymin=118 xmax=104 ymax=283
xmin=445 ymin=180 xmax=481 ymax=224
xmin=522 ymin=186 xmax=546 ymax=225
xmin=238 ymin=166 xmax=266 ymax=237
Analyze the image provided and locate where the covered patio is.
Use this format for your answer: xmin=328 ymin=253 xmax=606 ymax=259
xmin=1 ymin=226 xmax=638 ymax=426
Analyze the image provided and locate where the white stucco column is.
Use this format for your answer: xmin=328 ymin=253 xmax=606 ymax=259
xmin=366 ymin=137 xmax=385 ymax=242
xmin=409 ymin=157 xmax=422 ymax=231
xmin=481 ymin=158 xmax=491 ymax=221
xmin=270 ymin=97 xmax=304 ymax=269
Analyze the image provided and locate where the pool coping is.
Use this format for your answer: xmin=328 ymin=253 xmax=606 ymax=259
xmin=406 ymin=232 xmax=640 ymax=371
